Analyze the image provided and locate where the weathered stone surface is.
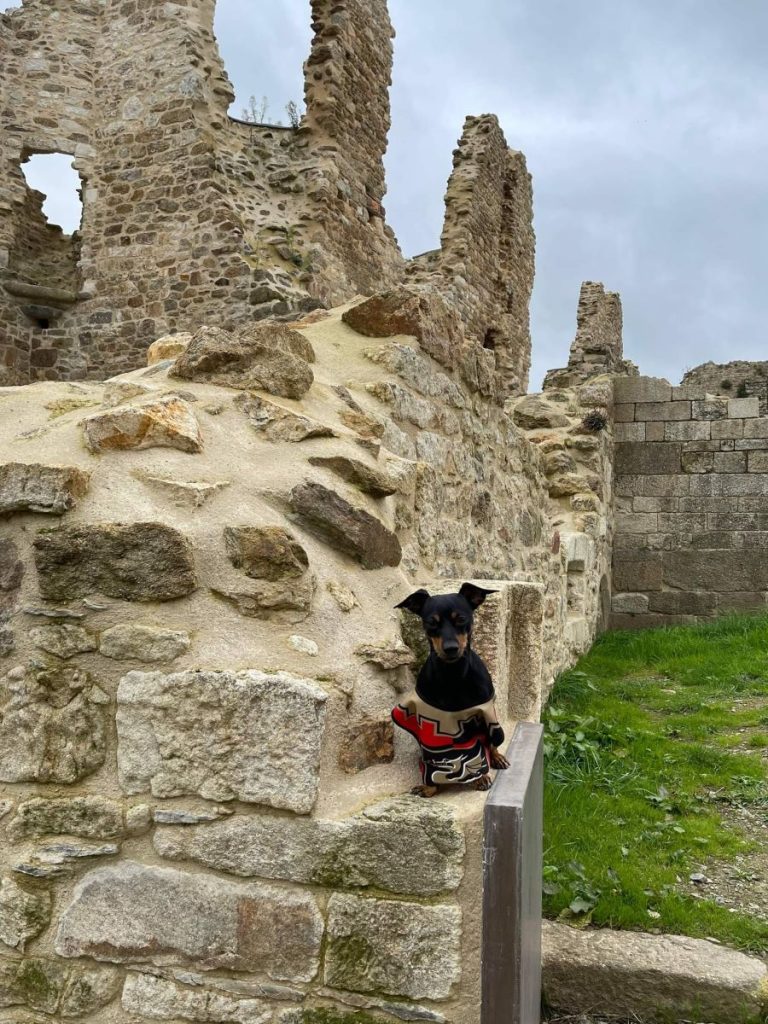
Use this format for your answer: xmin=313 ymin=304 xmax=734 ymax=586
xmin=235 ymin=393 xmax=335 ymax=442
xmin=0 ymin=954 xmax=120 ymax=1016
xmin=610 ymin=593 xmax=649 ymax=614
xmin=212 ymin=576 xmax=315 ymax=621
xmin=117 ymin=670 xmax=327 ymax=812
xmin=122 ymin=973 xmax=272 ymax=1024
xmin=326 ymin=580 xmax=359 ymax=612
xmin=155 ymin=797 xmax=463 ymax=897
xmin=0 ymin=464 xmax=90 ymax=516
xmin=542 ymin=920 xmax=768 ymax=1023
xmin=83 ymin=396 xmax=203 ymax=454
xmin=171 ymin=325 xmax=313 ymax=400
xmin=290 ymin=481 xmax=401 ymax=569
xmin=613 ymin=377 xmax=672 ymax=404
xmin=29 ymin=624 xmax=97 ymax=660
xmin=0 ymin=664 xmax=107 ymax=784
xmin=28 ymin=840 xmax=120 ymax=867
xmin=308 ymin=456 xmax=398 ymax=497
xmin=0 ymin=877 xmax=51 ymax=950
xmin=338 ymin=717 xmax=395 ymax=773
xmin=8 ymin=797 xmax=123 ymax=842
xmin=342 ymin=288 xmax=462 ymax=368
xmin=147 ymin=333 xmax=192 ymax=365
xmin=338 ymin=407 xmax=385 ymax=440
xmin=287 ymin=634 xmax=319 ymax=656
xmin=324 ymin=893 xmax=461 ymax=1000
xmin=152 ymin=806 xmax=233 ymax=826
xmin=354 ymin=640 xmax=415 ymax=669
xmin=0 ymin=540 xmax=23 ymax=596
xmin=728 ymin=396 xmax=760 ymax=419
xmin=101 ymin=380 xmax=153 ymax=408
xmin=99 ymin=624 xmax=190 ymax=663
xmin=512 ymin=397 xmax=569 ymax=430
xmin=33 ymin=523 xmax=197 ymax=602
xmin=134 ymin=473 xmax=231 ymax=508
xmin=56 ymin=862 xmax=323 ymax=983
xmin=224 ymin=526 xmax=309 ymax=581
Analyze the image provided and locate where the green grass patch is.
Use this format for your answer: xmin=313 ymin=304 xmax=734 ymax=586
xmin=543 ymin=613 xmax=768 ymax=954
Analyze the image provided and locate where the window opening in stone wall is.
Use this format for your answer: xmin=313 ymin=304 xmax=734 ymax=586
xmin=214 ymin=0 xmax=311 ymax=126
xmin=7 ymin=154 xmax=84 ymax=329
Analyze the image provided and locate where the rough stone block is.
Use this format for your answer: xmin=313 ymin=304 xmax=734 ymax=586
xmin=748 ymin=451 xmax=768 ymax=473
xmin=656 ymin=513 xmax=707 ymax=534
xmin=30 ymin=623 xmax=97 ymax=659
xmin=147 ymin=333 xmax=192 ymax=365
xmin=663 ymin=550 xmax=768 ymax=592
xmin=154 ymin=796 xmax=464 ymax=897
xmin=647 ymin=591 xmax=717 ymax=615
xmin=0 ymin=463 xmax=90 ymax=516
xmin=542 ymin=920 xmax=768 ymax=1023
xmin=681 ymin=451 xmax=713 ymax=473
xmin=744 ymin=418 xmax=768 ymax=439
xmin=56 ymin=862 xmax=323 ymax=982
xmin=718 ymin=592 xmax=768 ymax=613
xmin=99 ymin=624 xmax=190 ymax=663
xmin=324 ymin=893 xmax=461 ymax=1000
xmin=612 ymin=554 xmax=662 ymax=592
xmin=645 ymin=421 xmax=665 ymax=441
xmin=615 ymin=513 xmax=657 ymax=534
xmin=633 ymin=496 xmax=678 ymax=512
xmin=611 ymin=593 xmax=649 ymax=614
xmin=338 ymin=716 xmax=395 ymax=773
xmin=664 ymin=420 xmax=710 ymax=441
xmin=613 ymin=377 xmax=671 ymax=404
xmin=308 ymin=455 xmax=399 ymax=497
xmin=33 ymin=523 xmax=197 ymax=602
xmin=122 ymin=974 xmax=271 ymax=1024
xmin=117 ymin=670 xmax=327 ymax=813
xmin=8 ymin=797 xmax=123 ymax=841
xmin=224 ymin=526 xmax=309 ymax=581
xmin=711 ymin=418 xmax=744 ymax=439
xmin=235 ymin=393 xmax=335 ymax=443
xmin=615 ymin=442 xmax=680 ymax=475
xmin=613 ymin=404 xmax=635 ymax=423
xmin=0 ymin=876 xmax=51 ymax=950
xmin=728 ymin=397 xmax=760 ymax=419
xmin=692 ymin=398 xmax=728 ymax=420
xmin=614 ymin=422 xmax=644 ymax=442
xmin=635 ymin=401 xmax=690 ymax=421
xmin=82 ymin=397 xmax=203 ymax=454
xmin=714 ymin=451 xmax=747 ymax=473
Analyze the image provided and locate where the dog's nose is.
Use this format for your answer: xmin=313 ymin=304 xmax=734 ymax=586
xmin=443 ymin=642 xmax=460 ymax=657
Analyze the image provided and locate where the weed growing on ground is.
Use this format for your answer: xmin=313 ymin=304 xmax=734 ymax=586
xmin=543 ymin=613 xmax=768 ymax=954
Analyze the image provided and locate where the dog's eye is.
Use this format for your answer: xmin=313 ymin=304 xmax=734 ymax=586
xmin=454 ymin=618 xmax=468 ymax=630
xmin=425 ymin=616 xmax=441 ymax=635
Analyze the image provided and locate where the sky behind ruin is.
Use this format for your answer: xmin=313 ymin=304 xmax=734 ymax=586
xmin=6 ymin=0 xmax=768 ymax=390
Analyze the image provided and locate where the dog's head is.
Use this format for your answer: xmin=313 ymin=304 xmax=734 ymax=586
xmin=395 ymin=583 xmax=496 ymax=663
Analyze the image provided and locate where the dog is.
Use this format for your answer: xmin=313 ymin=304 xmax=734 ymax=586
xmin=392 ymin=582 xmax=509 ymax=797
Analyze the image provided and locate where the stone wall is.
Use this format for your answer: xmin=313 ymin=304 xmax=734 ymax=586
xmin=611 ymin=376 xmax=768 ymax=628
xmin=681 ymin=359 xmax=768 ymax=416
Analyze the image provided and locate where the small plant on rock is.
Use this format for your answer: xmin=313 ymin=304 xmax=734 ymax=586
xmin=582 ymin=409 xmax=608 ymax=432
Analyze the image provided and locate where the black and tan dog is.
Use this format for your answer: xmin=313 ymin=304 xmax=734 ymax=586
xmin=392 ymin=582 xmax=509 ymax=797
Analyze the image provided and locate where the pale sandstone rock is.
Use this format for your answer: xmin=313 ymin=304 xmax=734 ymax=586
xmin=324 ymin=893 xmax=461 ymax=1000
xmin=338 ymin=406 xmax=385 ymax=440
xmin=287 ymin=635 xmax=319 ymax=656
xmin=0 ymin=664 xmax=107 ymax=784
xmin=326 ymin=579 xmax=359 ymax=612
xmin=212 ymin=576 xmax=315 ymax=622
xmin=8 ymin=797 xmax=124 ymax=841
xmin=308 ymin=455 xmax=398 ymax=497
xmin=147 ymin=333 xmax=192 ymax=365
xmin=122 ymin=973 xmax=272 ymax=1024
xmin=237 ymin=322 xmax=316 ymax=364
xmin=101 ymin=380 xmax=153 ymax=408
xmin=0 ymin=876 xmax=51 ymax=950
xmin=354 ymin=639 xmax=415 ymax=669
xmin=82 ymin=396 xmax=203 ymax=454
xmin=154 ymin=797 xmax=463 ymax=896
xmin=0 ymin=463 xmax=90 ymax=516
xmin=171 ymin=325 xmax=313 ymax=400
xmin=342 ymin=288 xmax=462 ymax=368
xmin=134 ymin=473 xmax=231 ymax=508
xmin=224 ymin=526 xmax=309 ymax=581
xmin=29 ymin=623 xmax=97 ymax=659
xmin=542 ymin=920 xmax=768 ymax=1023
xmin=33 ymin=523 xmax=197 ymax=603
xmin=99 ymin=624 xmax=190 ymax=663
xmin=512 ymin=396 xmax=570 ymax=430
xmin=56 ymin=862 xmax=323 ymax=983
xmin=235 ymin=393 xmax=335 ymax=442
xmin=290 ymin=480 xmax=402 ymax=569
xmin=117 ymin=670 xmax=327 ymax=812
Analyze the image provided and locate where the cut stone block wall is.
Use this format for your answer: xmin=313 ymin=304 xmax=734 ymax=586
xmin=611 ymin=375 xmax=768 ymax=628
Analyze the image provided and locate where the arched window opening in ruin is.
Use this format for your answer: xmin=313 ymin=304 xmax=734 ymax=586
xmin=9 ymin=154 xmax=84 ymax=325
xmin=213 ymin=0 xmax=311 ymax=126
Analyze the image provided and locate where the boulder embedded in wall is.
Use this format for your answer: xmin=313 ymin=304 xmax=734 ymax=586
xmin=170 ymin=325 xmax=313 ymax=400
xmin=82 ymin=396 xmax=203 ymax=454
xmin=238 ymin=322 xmax=316 ymax=364
xmin=235 ymin=393 xmax=335 ymax=442
xmin=116 ymin=670 xmax=327 ymax=813
xmin=30 ymin=623 xmax=97 ymax=659
xmin=122 ymin=974 xmax=271 ymax=1024
xmin=324 ymin=893 xmax=461 ymax=1000
xmin=33 ymin=523 xmax=197 ymax=602
xmin=154 ymin=797 xmax=463 ymax=897
xmin=224 ymin=526 xmax=309 ymax=581
xmin=342 ymin=288 xmax=462 ymax=368
xmin=512 ymin=396 xmax=570 ymax=430
xmin=133 ymin=472 xmax=231 ymax=508
xmin=55 ymin=861 xmax=323 ymax=983
xmin=354 ymin=640 xmax=415 ymax=670
xmin=0 ymin=955 xmax=118 ymax=1015
xmin=0 ymin=664 xmax=107 ymax=784
xmin=99 ymin=624 xmax=191 ymax=663
xmin=213 ymin=578 xmax=315 ymax=622
xmin=290 ymin=481 xmax=402 ymax=569
xmin=338 ymin=716 xmax=395 ymax=773
xmin=308 ymin=456 xmax=398 ymax=498
xmin=147 ymin=333 xmax=192 ymax=365
xmin=0 ymin=463 xmax=90 ymax=516
xmin=0 ymin=876 xmax=52 ymax=950
xmin=8 ymin=796 xmax=124 ymax=841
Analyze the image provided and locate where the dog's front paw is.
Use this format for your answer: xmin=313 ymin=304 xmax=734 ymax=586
xmin=473 ymin=774 xmax=492 ymax=791
xmin=490 ymin=749 xmax=510 ymax=770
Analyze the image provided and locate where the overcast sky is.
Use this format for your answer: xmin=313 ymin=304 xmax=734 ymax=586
xmin=6 ymin=0 xmax=768 ymax=389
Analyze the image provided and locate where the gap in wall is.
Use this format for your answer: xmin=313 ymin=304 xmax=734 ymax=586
xmin=21 ymin=153 xmax=82 ymax=235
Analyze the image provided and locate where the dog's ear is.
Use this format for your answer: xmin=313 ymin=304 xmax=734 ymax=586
xmin=395 ymin=589 xmax=431 ymax=615
xmin=459 ymin=583 xmax=497 ymax=608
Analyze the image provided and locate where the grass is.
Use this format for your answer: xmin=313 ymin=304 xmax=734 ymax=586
xmin=543 ymin=612 xmax=768 ymax=955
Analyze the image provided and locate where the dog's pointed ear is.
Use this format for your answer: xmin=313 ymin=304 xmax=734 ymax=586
xmin=459 ymin=583 xmax=497 ymax=608
xmin=395 ymin=589 xmax=431 ymax=615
